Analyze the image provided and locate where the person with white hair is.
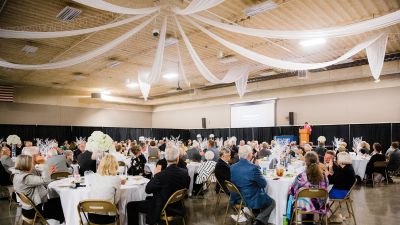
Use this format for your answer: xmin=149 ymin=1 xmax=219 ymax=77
xmin=126 ymin=146 xmax=190 ymax=225
xmin=231 ymin=145 xmax=275 ymax=225
xmin=314 ymin=136 xmax=327 ymax=163
xmin=193 ymin=151 xmax=217 ymax=195
xmin=0 ymin=146 xmax=15 ymax=174
xmin=45 ymin=148 xmax=69 ymax=172
xmin=328 ymin=152 xmax=356 ymax=200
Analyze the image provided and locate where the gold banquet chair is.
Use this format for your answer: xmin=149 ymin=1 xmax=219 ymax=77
xmin=195 ymin=172 xmax=215 ymax=197
xmin=50 ymin=171 xmax=71 ymax=180
xmin=290 ymin=188 xmax=329 ymax=225
xmin=16 ymin=192 xmax=49 ymax=225
xmin=372 ymin=161 xmax=389 ymax=186
xmin=77 ymin=200 xmax=119 ymax=225
xmin=329 ymin=181 xmax=357 ymax=225
xmin=223 ymin=181 xmax=255 ymax=225
xmin=118 ymin=161 xmax=126 ymax=167
xmin=214 ymin=178 xmax=227 ymax=210
xmin=159 ymin=189 xmax=187 ymax=225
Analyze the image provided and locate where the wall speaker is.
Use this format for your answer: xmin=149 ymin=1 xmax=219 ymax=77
xmin=201 ymin=118 xmax=207 ymax=129
xmin=289 ymin=112 xmax=294 ymax=125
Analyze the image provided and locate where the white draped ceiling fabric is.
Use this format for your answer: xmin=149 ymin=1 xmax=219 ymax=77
xmin=0 ymin=14 xmax=149 ymax=39
xmin=0 ymin=0 xmax=396 ymax=99
xmin=0 ymin=14 xmax=157 ymax=70
xmin=138 ymin=17 xmax=168 ymax=101
xmin=72 ymin=0 xmax=160 ymax=15
xmin=172 ymin=0 xmax=224 ymax=15
xmin=175 ymin=16 xmax=250 ymax=97
xmin=190 ymin=10 xmax=400 ymax=39
xmin=183 ymin=16 xmax=389 ymax=80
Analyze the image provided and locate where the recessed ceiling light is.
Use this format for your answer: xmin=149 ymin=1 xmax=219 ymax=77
xmin=374 ymin=79 xmax=381 ymax=83
xmin=101 ymin=90 xmax=111 ymax=95
xmin=163 ymin=72 xmax=178 ymax=79
xmin=126 ymin=82 xmax=139 ymax=88
xmin=299 ymin=38 xmax=326 ymax=47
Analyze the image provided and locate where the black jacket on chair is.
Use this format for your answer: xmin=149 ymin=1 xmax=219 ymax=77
xmin=0 ymin=161 xmax=12 ymax=186
xmin=144 ymin=164 xmax=190 ymax=224
xmin=77 ymin=151 xmax=97 ymax=176
xmin=366 ymin=153 xmax=386 ymax=176
xmin=214 ymin=158 xmax=230 ymax=194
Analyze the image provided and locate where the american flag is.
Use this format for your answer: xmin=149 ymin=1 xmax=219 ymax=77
xmin=0 ymin=85 xmax=14 ymax=102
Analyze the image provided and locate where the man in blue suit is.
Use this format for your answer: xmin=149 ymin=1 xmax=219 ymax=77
xmin=230 ymin=145 xmax=275 ymax=225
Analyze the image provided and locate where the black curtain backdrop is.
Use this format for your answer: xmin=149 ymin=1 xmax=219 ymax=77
xmin=0 ymin=123 xmax=397 ymax=149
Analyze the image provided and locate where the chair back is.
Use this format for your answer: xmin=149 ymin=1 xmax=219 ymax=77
xmin=77 ymin=200 xmax=119 ymax=225
xmin=51 ymin=171 xmax=71 ymax=180
xmin=373 ymin=161 xmax=388 ymax=168
xmin=296 ymin=188 xmax=328 ymax=199
xmin=16 ymin=192 xmax=49 ymax=225
xmin=161 ymin=189 xmax=187 ymax=212
xmin=225 ymin=181 xmax=247 ymax=205
xmin=118 ymin=161 xmax=126 ymax=167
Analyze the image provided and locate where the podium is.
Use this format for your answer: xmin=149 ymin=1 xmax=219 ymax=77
xmin=299 ymin=128 xmax=310 ymax=144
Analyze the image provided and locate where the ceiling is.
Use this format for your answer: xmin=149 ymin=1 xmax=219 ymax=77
xmin=0 ymin=0 xmax=399 ymax=105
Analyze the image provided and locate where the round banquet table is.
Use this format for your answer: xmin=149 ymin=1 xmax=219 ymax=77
xmin=352 ymin=158 xmax=369 ymax=179
xmin=187 ymin=162 xmax=201 ymax=196
xmin=264 ymin=174 xmax=296 ymax=225
xmin=48 ymin=176 xmax=149 ymax=225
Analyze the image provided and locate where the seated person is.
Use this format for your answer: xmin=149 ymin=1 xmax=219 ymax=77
xmin=126 ymin=146 xmax=190 ymax=225
xmin=0 ymin=146 xmax=15 ymax=174
xmin=88 ymin=154 xmax=124 ymax=224
xmin=0 ymin=161 xmax=12 ymax=186
xmin=288 ymin=151 xmax=328 ymax=224
xmin=64 ymin=150 xmax=74 ymax=167
xmin=147 ymin=141 xmax=160 ymax=162
xmin=314 ymin=137 xmax=327 ymax=163
xmin=77 ymin=148 xmax=97 ymax=176
xmin=385 ymin=142 xmax=399 ymax=158
xmin=13 ymin=155 xmax=64 ymax=223
xmin=156 ymin=151 xmax=187 ymax=172
xmin=186 ymin=141 xmax=202 ymax=161
xmin=193 ymin=151 xmax=217 ymax=195
xmin=366 ymin=143 xmax=386 ymax=179
xmin=257 ymin=142 xmax=272 ymax=159
xmin=127 ymin=146 xmax=147 ymax=176
xmin=387 ymin=142 xmax=400 ymax=181
xmin=231 ymin=145 xmax=275 ymax=225
xmin=215 ymin=148 xmax=231 ymax=194
xmin=329 ymin=152 xmax=356 ymax=199
xmin=45 ymin=148 xmax=69 ymax=172
xmin=318 ymin=150 xmax=336 ymax=183
xmin=358 ymin=141 xmax=370 ymax=156
xmin=111 ymin=144 xmax=127 ymax=163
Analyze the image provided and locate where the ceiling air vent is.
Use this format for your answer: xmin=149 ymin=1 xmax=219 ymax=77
xmin=56 ymin=6 xmax=82 ymax=22
xmin=0 ymin=85 xmax=14 ymax=102
xmin=21 ymin=45 xmax=38 ymax=54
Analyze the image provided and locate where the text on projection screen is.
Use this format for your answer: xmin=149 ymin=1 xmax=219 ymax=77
xmin=230 ymin=101 xmax=275 ymax=128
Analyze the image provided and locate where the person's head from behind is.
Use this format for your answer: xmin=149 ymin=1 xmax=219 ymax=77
xmin=392 ymin=142 xmax=399 ymax=150
xmin=207 ymin=139 xmax=215 ymax=149
xmin=115 ymin=144 xmax=122 ymax=153
xmin=150 ymin=140 xmax=156 ymax=147
xmin=25 ymin=141 xmax=33 ymax=147
xmin=373 ymin=143 xmax=382 ymax=153
xmin=305 ymin=122 xmax=308 ymax=125
xmin=165 ymin=146 xmax=180 ymax=165
xmin=1 ymin=146 xmax=11 ymax=157
xmin=205 ymin=151 xmax=215 ymax=161
xmin=239 ymin=140 xmax=245 ymax=146
xmin=324 ymin=150 xmax=335 ymax=164
xmin=15 ymin=155 xmax=33 ymax=172
xmin=131 ymin=146 xmax=141 ymax=156
xmin=238 ymin=145 xmax=253 ymax=161
xmin=304 ymin=151 xmax=323 ymax=185
xmin=262 ymin=142 xmax=269 ymax=149
xmin=47 ymin=148 xmax=59 ymax=157
xmin=21 ymin=147 xmax=40 ymax=164
xmin=219 ymin=148 xmax=231 ymax=162
xmin=337 ymin=152 xmax=352 ymax=167
xmin=338 ymin=145 xmax=346 ymax=153
xmin=303 ymin=144 xmax=312 ymax=153
xmin=98 ymin=154 xmax=118 ymax=176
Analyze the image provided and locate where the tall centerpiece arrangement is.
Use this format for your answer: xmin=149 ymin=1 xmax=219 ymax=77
xmin=7 ymin=134 xmax=21 ymax=158
xmin=86 ymin=131 xmax=115 ymax=166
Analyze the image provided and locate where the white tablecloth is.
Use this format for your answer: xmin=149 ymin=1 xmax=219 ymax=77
xmin=352 ymin=159 xmax=369 ymax=179
xmin=264 ymin=175 xmax=296 ymax=225
xmin=187 ymin=162 xmax=201 ymax=196
xmin=48 ymin=176 xmax=148 ymax=225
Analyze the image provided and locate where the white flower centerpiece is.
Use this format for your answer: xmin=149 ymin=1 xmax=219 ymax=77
xmin=86 ymin=131 xmax=115 ymax=166
xmin=7 ymin=134 xmax=21 ymax=157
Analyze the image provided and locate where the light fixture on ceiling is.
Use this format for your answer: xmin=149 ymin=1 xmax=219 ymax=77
xmin=165 ymin=37 xmax=179 ymax=47
xmin=163 ymin=72 xmax=179 ymax=79
xmin=299 ymin=38 xmax=327 ymax=47
xmin=374 ymin=79 xmax=381 ymax=83
xmin=106 ymin=59 xmax=122 ymax=68
xmin=101 ymin=90 xmax=111 ymax=95
xmin=126 ymin=81 xmax=139 ymax=88
xmin=245 ymin=0 xmax=278 ymax=17
xmin=56 ymin=6 xmax=82 ymax=21
xmin=21 ymin=45 xmax=38 ymax=54
xmin=73 ymin=72 xmax=86 ymax=80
